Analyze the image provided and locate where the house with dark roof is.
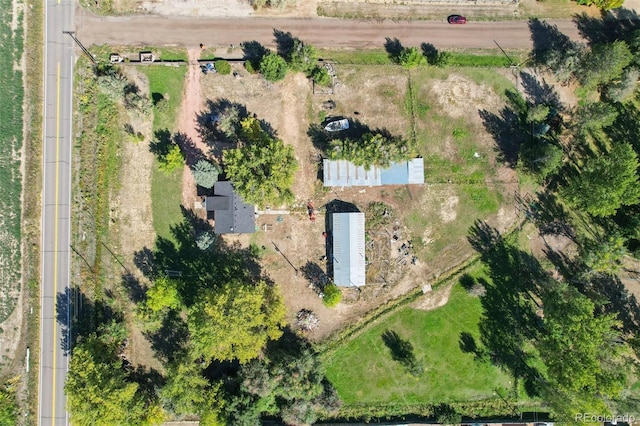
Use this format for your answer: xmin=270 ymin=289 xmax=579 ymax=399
xmin=204 ymin=181 xmax=255 ymax=234
xmin=322 ymin=158 xmax=425 ymax=187
xmin=331 ymin=212 xmax=366 ymax=287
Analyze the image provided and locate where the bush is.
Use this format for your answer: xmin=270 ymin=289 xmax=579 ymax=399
xmin=310 ymin=66 xmax=332 ymax=87
xmin=244 ymin=60 xmax=258 ymax=74
xmin=214 ymin=60 xmax=231 ymax=75
xmin=322 ymin=284 xmax=342 ymax=307
xmin=399 ymin=47 xmax=426 ymax=68
xmin=158 ymin=144 xmax=184 ymax=174
xmin=260 ymin=52 xmax=288 ymax=82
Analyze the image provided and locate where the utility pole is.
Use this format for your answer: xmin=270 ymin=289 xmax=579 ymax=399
xmin=63 ymin=31 xmax=97 ymax=65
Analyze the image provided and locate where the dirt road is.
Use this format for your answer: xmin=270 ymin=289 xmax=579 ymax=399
xmin=76 ymin=13 xmax=583 ymax=49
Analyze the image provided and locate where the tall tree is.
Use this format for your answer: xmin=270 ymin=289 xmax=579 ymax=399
xmin=578 ymin=41 xmax=632 ymax=89
xmin=561 ymin=142 xmax=640 ymax=217
xmin=65 ymin=336 xmax=164 ymax=426
xmin=187 ymin=280 xmax=286 ymax=363
xmin=223 ymin=117 xmax=297 ymax=207
xmin=538 ymin=284 xmax=627 ymax=420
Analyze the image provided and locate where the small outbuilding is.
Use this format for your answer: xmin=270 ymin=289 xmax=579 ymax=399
xmin=331 ymin=212 xmax=366 ymax=287
xmin=205 ymin=181 xmax=255 ymax=234
xmin=322 ymin=158 xmax=425 ymax=187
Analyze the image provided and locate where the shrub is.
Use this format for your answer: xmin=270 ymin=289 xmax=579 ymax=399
xmin=214 ymin=60 xmax=231 ymax=75
xmin=260 ymin=52 xmax=288 ymax=82
xmin=158 ymin=144 xmax=184 ymax=174
xmin=398 ymin=47 xmax=426 ymax=68
xmin=310 ymin=66 xmax=332 ymax=87
xmin=196 ymin=231 xmax=217 ymax=251
xmin=322 ymin=284 xmax=342 ymax=307
xmin=244 ymin=60 xmax=258 ymax=74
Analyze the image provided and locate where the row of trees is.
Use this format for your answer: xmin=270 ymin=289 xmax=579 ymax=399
xmin=472 ymin=17 xmax=640 ymax=421
xmin=243 ymin=31 xmax=332 ymax=86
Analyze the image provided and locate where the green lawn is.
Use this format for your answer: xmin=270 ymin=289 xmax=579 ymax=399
xmin=324 ymin=279 xmax=512 ymax=406
xmin=141 ymin=65 xmax=187 ymax=241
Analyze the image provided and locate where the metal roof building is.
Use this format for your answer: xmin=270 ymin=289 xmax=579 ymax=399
xmin=331 ymin=212 xmax=366 ymax=287
xmin=205 ymin=181 xmax=255 ymax=234
xmin=322 ymin=158 xmax=425 ymax=187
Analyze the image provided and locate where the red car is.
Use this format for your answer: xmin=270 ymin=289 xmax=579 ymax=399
xmin=448 ymin=15 xmax=467 ymax=24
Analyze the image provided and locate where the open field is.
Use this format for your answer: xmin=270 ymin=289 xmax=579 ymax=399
xmin=323 ymin=268 xmax=515 ymax=411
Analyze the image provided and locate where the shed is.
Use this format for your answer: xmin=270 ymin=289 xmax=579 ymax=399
xmin=323 ymin=158 xmax=425 ymax=187
xmin=205 ymin=181 xmax=255 ymax=234
xmin=331 ymin=212 xmax=366 ymax=287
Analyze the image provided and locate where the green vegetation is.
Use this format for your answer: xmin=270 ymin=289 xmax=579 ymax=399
xmin=66 ymin=334 xmax=164 ymax=426
xmin=141 ymin=66 xmax=187 ymax=240
xmin=0 ymin=378 xmax=19 ymax=425
xmin=0 ymin=0 xmax=24 ymax=324
xmin=328 ymin=133 xmax=414 ymax=169
xmin=324 ymin=281 xmax=512 ymax=406
xmin=260 ymin=52 xmax=289 ymax=82
xmin=223 ymin=117 xmax=298 ymax=207
xmin=191 ymin=159 xmax=220 ymax=189
xmin=322 ymin=284 xmax=342 ymax=307
xmin=214 ymin=59 xmax=231 ymax=75
xmin=188 ymin=280 xmax=286 ymax=363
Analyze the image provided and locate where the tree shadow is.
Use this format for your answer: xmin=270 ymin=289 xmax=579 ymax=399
xmin=300 ymin=261 xmax=329 ymax=294
xmin=143 ymin=310 xmax=190 ymax=365
xmin=384 ymin=37 xmax=404 ymax=63
xmin=121 ymin=272 xmax=147 ymax=304
xmin=133 ymin=246 xmax=157 ymax=278
xmin=148 ymin=207 xmax=265 ymax=308
xmin=479 ymin=90 xmax=527 ymax=166
xmin=459 ymin=273 xmax=475 ymax=291
xmin=587 ymin=273 xmax=640 ymax=334
xmin=458 ymin=331 xmax=479 ymax=354
xmin=128 ymin=365 xmax=166 ymax=401
xmin=420 ymin=42 xmax=440 ymax=65
xmin=381 ymin=330 xmax=422 ymax=376
xmin=151 ymin=92 xmax=165 ymax=105
xmin=468 ymin=222 xmax=546 ymax=382
xmin=241 ymin=40 xmax=269 ymax=68
xmin=173 ymin=131 xmax=206 ymax=169
xmin=57 ymin=287 xmax=123 ymax=355
xmin=273 ymin=29 xmax=296 ymax=61
xmin=528 ymin=18 xmax=577 ymax=65
xmin=517 ymin=191 xmax=576 ymax=240
xmin=573 ymin=9 xmax=640 ymax=47
xmin=149 ymin=128 xmax=173 ymax=158
xmin=518 ymin=71 xmax=562 ymax=108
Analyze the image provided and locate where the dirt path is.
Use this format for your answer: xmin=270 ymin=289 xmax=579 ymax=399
xmin=179 ymin=48 xmax=207 ymax=209
xmin=76 ymin=14 xmax=585 ymax=50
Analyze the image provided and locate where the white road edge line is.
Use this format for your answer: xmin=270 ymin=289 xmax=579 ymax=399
xmin=38 ymin=0 xmax=49 ymax=424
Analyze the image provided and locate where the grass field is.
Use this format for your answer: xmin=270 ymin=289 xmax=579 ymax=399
xmin=324 ymin=270 xmax=513 ymax=408
xmin=0 ymin=0 xmax=24 ymax=323
xmin=400 ymin=66 xmax=513 ymax=262
xmin=141 ymin=65 xmax=187 ymax=241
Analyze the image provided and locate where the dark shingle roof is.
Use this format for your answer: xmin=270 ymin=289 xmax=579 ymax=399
xmin=205 ymin=181 xmax=255 ymax=234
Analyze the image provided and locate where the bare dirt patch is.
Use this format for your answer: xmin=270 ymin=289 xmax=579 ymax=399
xmin=430 ymin=74 xmax=503 ymax=121
xmin=410 ymin=282 xmax=453 ymax=311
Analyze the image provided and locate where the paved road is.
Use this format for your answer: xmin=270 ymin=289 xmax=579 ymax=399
xmin=40 ymin=0 xmax=74 ymax=424
xmin=76 ymin=14 xmax=582 ymax=49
